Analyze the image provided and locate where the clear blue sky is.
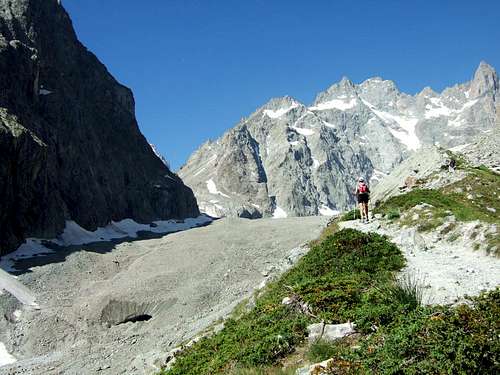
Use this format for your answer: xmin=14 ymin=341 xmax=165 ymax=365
xmin=63 ymin=0 xmax=499 ymax=170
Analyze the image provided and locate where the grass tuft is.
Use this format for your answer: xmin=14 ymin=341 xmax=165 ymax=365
xmin=380 ymin=274 xmax=425 ymax=311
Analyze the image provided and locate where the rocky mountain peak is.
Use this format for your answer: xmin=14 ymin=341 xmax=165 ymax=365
xmin=418 ymin=86 xmax=438 ymax=98
xmin=313 ymin=77 xmax=357 ymax=105
xmin=257 ymin=96 xmax=303 ymax=120
xmin=357 ymin=77 xmax=400 ymax=108
xmin=470 ymin=61 xmax=498 ymax=98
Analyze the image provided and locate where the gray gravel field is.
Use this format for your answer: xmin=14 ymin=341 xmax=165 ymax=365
xmin=0 ymin=216 xmax=327 ymax=375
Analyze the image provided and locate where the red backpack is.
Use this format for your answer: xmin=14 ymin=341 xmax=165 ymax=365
xmin=358 ymin=182 xmax=368 ymax=194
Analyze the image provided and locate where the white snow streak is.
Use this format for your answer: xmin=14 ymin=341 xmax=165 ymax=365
xmin=206 ymin=179 xmax=230 ymax=198
xmin=312 ymin=158 xmax=320 ymax=169
xmin=263 ymin=103 xmax=299 ymax=119
xmin=309 ymin=98 xmax=357 ymax=111
xmin=39 ymin=88 xmax=53 ymax=96
xmin=362 ymin=99 xmax=420 ymax=150
xmin=425 ymin=99 xmax=479 ymax=119
xmin=272 ymin=206 xmax=288 ymax=219
xmin=322 ymin=120 xmax=337 ymax=128
xmin=319 ymin=205 xmax=339 ymax=216
xmin=291 ymin=126 xmax=315 ymax=136
xmin=0 ymin=342 xmax=16 ymax=367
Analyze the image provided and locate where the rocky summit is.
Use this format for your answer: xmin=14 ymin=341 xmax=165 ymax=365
xmin=179 ymin=62 xmax=498 ymax=219
xmin=0 ymin=0 xmax=199 ymax=255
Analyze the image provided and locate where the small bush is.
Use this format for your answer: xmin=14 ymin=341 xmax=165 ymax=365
xmin=385 ymin=209 xmax=400 ymax=220
xmin=341 ymin=209 xmax=360 ymax=221
xmin=307 ymin=340 xmax=341 ymax=363
xmin=381 ymin=274 xmax=425 ymax=311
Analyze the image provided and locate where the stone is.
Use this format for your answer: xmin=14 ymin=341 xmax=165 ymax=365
xmin=404 ymin=176 xmax=418 ymax=189
xmin=307 ymin=322 xmax=356 ymax=343
xmin=296 ymin=358 xmax=335 ymax=375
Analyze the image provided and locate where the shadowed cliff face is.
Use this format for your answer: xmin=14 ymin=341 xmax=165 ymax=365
xmin=0 ymin=0 xmax=199 ymax=255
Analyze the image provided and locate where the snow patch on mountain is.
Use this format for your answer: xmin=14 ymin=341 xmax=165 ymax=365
xmin=425 ymin=99 xmax=479 ymax=119
xmin=291 ymin=126 xmax=315 ymax=136
xmin=206 ymin=179 xmax=230 ymax=198
xmin=263 ymin=103 xmax=299 ymax=118
xmin=361 ymin=99 xmax=420 ymax=150
xmin=273 ymin=206 xmax=288 ymax=219
xmin=0 ymin=217 xmax=212 ymax=273
xmin=309 ymin=98 xmax=357 ymax=111
xmin=0 ymin=342 xmax=16 ymax=367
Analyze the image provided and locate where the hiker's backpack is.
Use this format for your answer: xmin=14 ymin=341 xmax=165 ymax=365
xmin=358 ymin=182 xmax=368 ymax=194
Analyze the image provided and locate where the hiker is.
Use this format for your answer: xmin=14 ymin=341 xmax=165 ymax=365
xmin=355 ymin=177 xmax=370 ymax=223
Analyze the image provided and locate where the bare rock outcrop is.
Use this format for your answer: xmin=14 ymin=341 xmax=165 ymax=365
xmin=0 ymin=0 xmax=199 ymax=255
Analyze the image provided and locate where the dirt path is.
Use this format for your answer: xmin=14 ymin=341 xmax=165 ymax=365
xmin=340 ymin=218 xmax=500 ymax=305
xmin=0 ymin=216 xmax=327 ymax=374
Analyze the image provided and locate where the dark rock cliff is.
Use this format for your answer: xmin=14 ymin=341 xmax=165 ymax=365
xmin=0 ymin=0 xmax=199 ymax=255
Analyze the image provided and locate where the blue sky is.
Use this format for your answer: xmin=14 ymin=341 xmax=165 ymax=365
xmin=64 ymin=0 xmax=499 ymax=170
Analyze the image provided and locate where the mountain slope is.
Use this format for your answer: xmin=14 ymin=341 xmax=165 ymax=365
xmin=180 ymin=63 xmax=498 ymax=218
xmin=0 ymin=0 xmax=199 ymax=255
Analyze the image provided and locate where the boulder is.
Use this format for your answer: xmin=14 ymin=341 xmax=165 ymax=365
xmin=307 ymin=322 xmax=356 ymax=343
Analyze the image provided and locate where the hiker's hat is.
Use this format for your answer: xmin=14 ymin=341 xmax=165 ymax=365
xmin=358 ymin=177 xmax=364 ymax=182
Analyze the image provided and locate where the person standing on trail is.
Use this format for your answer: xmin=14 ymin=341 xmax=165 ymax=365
xmin=355 ymin=177 xmax=370 ymax=223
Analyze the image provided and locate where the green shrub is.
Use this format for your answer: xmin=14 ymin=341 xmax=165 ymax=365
xmin=163 ymin=229 xmax=405 ymax=375
xmin=307 ymin=340 xmax=341 ymax=363
xmin=341 ymin=209 xmax=360 ymax=221
xmin=381 ymin=274 xmax=424 ymax=311
xmin=386 ymin=209 xmax=400 ymax=220
xmin=357 ymin=289 xmax=500 ymax=374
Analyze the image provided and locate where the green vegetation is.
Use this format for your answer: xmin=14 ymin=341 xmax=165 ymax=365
xmin=226 ymin=366 xmax=297 ymax=375
xmin=376 ymin=166 xmax=499 ymax=224
xmin=385 ymin=209 xmax=401 ymax=220
xmin=373 ymin=165 xmax=499 ymax=253
xmin=162 ymin=228 xmax=405 ymax=374
xmin=160 ymin=221 xmax=500 ymax=374
xmin=341 ymin=209 xmax=360 ymax=221
xmin=378 ymin=274 xmax=425 ymax=311
xmin=311 ymin=288 xmax=500 ymax=375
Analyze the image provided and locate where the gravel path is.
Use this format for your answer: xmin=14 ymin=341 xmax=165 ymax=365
xmin=0 ymin=216 xmax=327 ymax=374
xmin=340 ymin=218 xmax=500 ymax=305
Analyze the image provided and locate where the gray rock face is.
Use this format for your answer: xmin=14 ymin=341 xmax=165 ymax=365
xmin=180 ymin=63 xmax=498 ymax=218
xmin=0 ymin=0 xmax=199 ymax=255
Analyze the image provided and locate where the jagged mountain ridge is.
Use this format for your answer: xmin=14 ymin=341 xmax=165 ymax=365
xmin=0 ymin=0 xmax=199 ymax=255
xmin=179 ymin=62 xmax=498 ymax=218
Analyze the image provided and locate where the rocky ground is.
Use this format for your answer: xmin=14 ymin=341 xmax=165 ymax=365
xmin=0 ymin=216 xmax=327 ymax=375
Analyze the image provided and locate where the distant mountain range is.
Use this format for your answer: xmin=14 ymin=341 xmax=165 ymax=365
xmin=179 ymin=62 xmax=499 ymax=218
